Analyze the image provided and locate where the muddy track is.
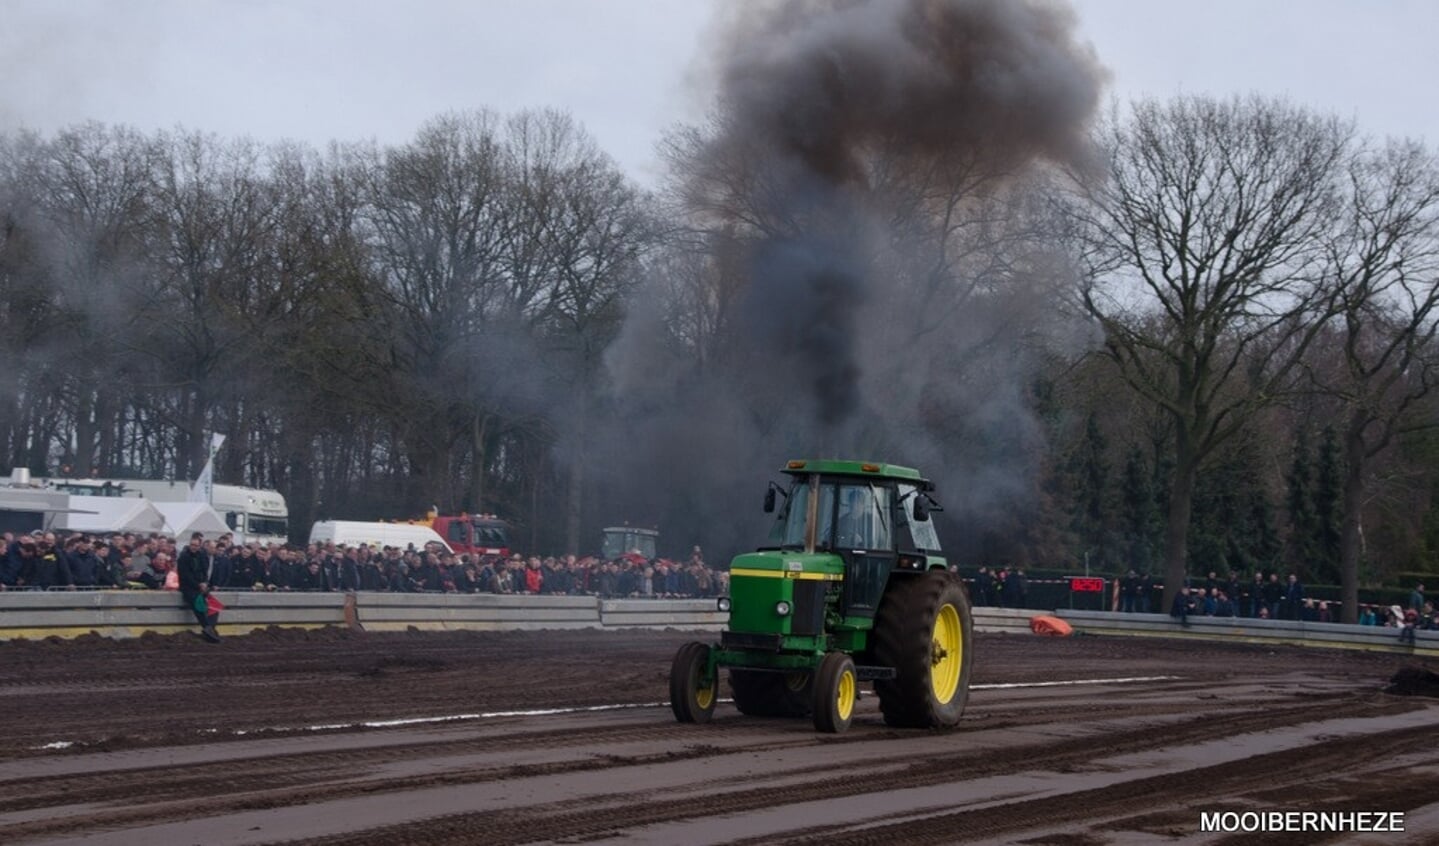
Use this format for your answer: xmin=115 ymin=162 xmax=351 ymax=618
xmin=274 ymin=695 xmax=1424 ymax=846
xmin=1 ymin=629 xmax=1433 ymax=845
xmin=759 ymin=724 xmax=1439 ymax=846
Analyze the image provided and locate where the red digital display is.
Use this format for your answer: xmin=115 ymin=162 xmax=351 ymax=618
xmin=1069 ymin=577 xmax=1104 ymax=593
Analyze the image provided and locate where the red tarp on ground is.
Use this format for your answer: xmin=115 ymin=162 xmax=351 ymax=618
xmin=1030 ymin=615 xmax=1073 ymax=637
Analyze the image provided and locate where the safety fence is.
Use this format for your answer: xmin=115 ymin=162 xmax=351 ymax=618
xmin=1 ymin=593 xmax=1432 ymax=658
xmin=0 ymin=591 xmax=344 ymax=639
xmin=0 ymin=591 xmax=732 ymax=639
xmin=963 ymin=576 xmax=1113 ymax=612
xmin=1056 ymin=609 xmax=1439 ymax=658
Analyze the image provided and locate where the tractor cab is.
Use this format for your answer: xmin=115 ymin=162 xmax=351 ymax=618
xmin=763 ymin=461 xmax=943 ymax=620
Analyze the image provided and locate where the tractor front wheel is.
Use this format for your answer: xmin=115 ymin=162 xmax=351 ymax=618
xmin=812 ymin=652 xmax=857 ymax=733
xmin=871 ymin=571 xmax=973 ymax=729
xmin=670 ymin=642 xmax=717 ymax=724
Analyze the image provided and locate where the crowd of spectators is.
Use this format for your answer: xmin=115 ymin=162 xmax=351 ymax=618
xmin=967 ymin=566 xmax=1029 ymax=608
xmin=1157 ymin=570 xmax=1436 ymax=638
xmin=0 ymin=529 xmax=728 ymax=599
xmin=961 ymin=564 xmax=1435 ymax=638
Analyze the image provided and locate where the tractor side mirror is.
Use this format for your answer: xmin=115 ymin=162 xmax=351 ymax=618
xmin=912 ymin=497 xmax=930 ymax=522
xmin=763 ymin=487 xmax=776 ymax=513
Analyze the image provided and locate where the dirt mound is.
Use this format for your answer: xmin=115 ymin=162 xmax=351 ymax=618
xmin=1385 ymin=665 xmax=1439 ymax=697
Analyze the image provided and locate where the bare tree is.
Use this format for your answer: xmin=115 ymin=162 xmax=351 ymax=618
xmin=502 ymin=110 xmax=656 ymax=552
xmin=147 ymin=130 xmax=283 ymax=478
xmin=355 ymin=111 xmax=510 ymax=509
xmin=13 ymin=124 xmax=158 ymax=475
xmin=1318 ymin=138 xmax=1439 ymax=622
xmin=1070 ymin=96 xmax=1350 ymax=612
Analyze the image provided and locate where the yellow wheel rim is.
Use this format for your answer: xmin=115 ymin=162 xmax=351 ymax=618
xmin=836 ymin=668 xmax=855 ymax=721
xmin=696 ymin=678 xmax=715 ymax=710
xmin=931 ymin=603 xmax=962 ymax=704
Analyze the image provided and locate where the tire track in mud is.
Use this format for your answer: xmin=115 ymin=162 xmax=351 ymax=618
xmin=755 ymin=722 xmax=1439 ymax=846
xmin=0 ymin=673 xmax=1228 ymax=765
xmin=0 ymin=682 xmax=1357 ymax=819
xmin=264 ymin=695 xmax=1421 ymax=846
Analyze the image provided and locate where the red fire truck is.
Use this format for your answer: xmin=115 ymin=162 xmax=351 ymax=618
xmin=422 ymin=513 xmax=512 ymax=558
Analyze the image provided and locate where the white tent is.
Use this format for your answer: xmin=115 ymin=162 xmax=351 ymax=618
xmin=58 ymin=496 xmax=169 ymax=534
xmin=154 ymin=502 xmax=231 ymax=539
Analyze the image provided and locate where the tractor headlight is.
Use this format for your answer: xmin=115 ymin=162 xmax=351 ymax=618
xmin=717 ymin=597 xmax=732 ymax=612
xmin=775 ymin=600 xmax=791 ymax=616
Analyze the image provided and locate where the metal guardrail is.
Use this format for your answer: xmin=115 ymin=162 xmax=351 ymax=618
xmin=0 ymin=591 xmax=345 ymax=639
xmin=0 ymin=592 xmax=729 ymax=639
xmin=355 ymin=593 xmax=602 ymax=632
xmin=1057 ymin=609 xmax=1439 ymax=657
xmin=4 ymin=593 xmax=1430 ymax=657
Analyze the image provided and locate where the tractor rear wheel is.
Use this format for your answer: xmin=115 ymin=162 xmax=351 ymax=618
xmin=730 ymin=669 xmax=812 ymax=717
xmin=669 ymin=642 xmax=717 ymax=723
xmin=812 ymin=652 xmax=857 ymax=733
xmin=871 ymin=571 xmax=973 ymax=729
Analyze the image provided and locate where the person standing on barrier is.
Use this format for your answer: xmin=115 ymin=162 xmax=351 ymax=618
xmin=1263 ymin=573 xmax=1283 ymax=619
xmin=1 ymin=536 xmax=37 ymax=589
xmin=1135 ymin=571 xmax=1153 ymax=613
xmin=1120 ymin=570 xmax=1139 ymax=613
xmin=177 ymin=531 xmax=221 ymax=642
xmin=1247 ymin=572 xmax=1264 ymax=618
xmin=1012 ymin=569 xmax=1030 ymax=609
xmin=973 ymin=567 xmax=993 ymax=607
xmin=1282 ymin=573 xmax=1305 ymax=621
xmin=30 ymin=533 xmax=70 ymax=589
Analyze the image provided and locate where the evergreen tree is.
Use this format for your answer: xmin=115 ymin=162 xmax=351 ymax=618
xmin=1312 ymin=425 xmax=1344 ymax=584
xmin=1120 ymin=445 xmax=1155 ymax=574
xmin=1067 ymin=413 xmax=1111 ymax=570
xmin=1285 ymin=427 xmax=1316 ymax=575
xmin=1249 ymin=490 xmax=1282 ymax=576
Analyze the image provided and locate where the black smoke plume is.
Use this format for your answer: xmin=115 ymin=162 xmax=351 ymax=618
xmin=704 ymin=0 xmax=1102 ymax=431
xmin=598 ymin=0 xmax=1106 ymax=560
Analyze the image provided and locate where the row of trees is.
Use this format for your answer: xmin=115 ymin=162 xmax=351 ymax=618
xmin=0 ymin=111 xmax=654 ymax=552
xmin=2 ymin=96 xmax=1437 ymax=619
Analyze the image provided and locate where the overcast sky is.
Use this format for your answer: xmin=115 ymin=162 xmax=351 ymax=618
xmin=3 ymin=0 xmax=1437 ymax=185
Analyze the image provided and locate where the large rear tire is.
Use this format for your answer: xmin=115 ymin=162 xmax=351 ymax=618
xmin=812 ymin=652 xmax=857 ymax=733
xmin=871 ymin=571 xmax=973 ymax=729
xmin=730 ymin=669 xmax=812 ymax=717
xmin=670 ymin=642 xmax=717 ymax=724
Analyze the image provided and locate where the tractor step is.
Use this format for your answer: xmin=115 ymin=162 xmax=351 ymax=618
xmin=855 ymin=665 xmax=896 ymax=681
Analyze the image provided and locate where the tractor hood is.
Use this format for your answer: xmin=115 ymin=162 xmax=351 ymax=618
xmin=729 ymin=549 xmax=844 ymax=580
xmin=725 ymin=550 xmax=843 ymax=640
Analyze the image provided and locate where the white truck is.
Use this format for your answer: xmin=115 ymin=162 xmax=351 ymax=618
xmin=308 ymin=520 xmax=453 ymax=554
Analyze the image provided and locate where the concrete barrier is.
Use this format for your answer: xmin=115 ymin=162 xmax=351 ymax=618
xmin=353 ymin=592 xmax=602 ymax=632
xmin=0 ymin=590 xmax=346 ymax=640
xmin=1057 ymin=609 xmax=1439 ymax=657
xmin=971 ymin=607 xmax=1039 ymax=634
xmin=600 ymin=598 xmax=727 ymax=629
xmin=7 ymin=592 xmax=1430 ymax=657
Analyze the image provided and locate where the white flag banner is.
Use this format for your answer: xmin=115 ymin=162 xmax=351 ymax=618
xmin=188 ymin=433 xmax=227 ymax=504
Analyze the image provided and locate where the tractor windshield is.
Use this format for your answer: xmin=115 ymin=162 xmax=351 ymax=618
xmin=769 ymin=476 xmax=897 ymax=551
xmin=829 ymin=483 xmax=892 ymax=550
xmin=771 ymin=479 xmax=833 ymax=550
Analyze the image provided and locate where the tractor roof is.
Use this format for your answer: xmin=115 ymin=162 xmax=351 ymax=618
xmin=780 ymin=459 xmax=925 ymax=483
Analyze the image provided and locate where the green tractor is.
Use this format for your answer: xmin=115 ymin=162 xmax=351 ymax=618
xmin=670 ymin=459 xmax=973 ymax=733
